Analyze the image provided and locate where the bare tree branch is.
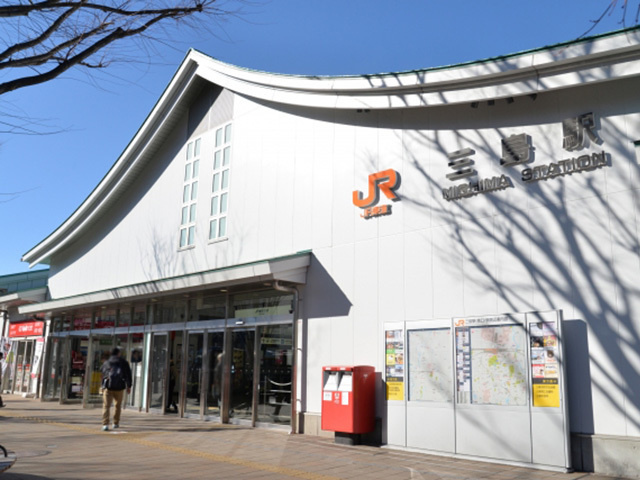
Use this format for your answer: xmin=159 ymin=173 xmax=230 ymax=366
xmin=0 ymin=0 xmax=224 ymax=96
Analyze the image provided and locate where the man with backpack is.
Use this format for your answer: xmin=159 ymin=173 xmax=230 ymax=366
xmin=100 ymin=347 xmax=132 ymax=431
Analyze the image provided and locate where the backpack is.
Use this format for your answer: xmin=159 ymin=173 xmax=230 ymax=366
xmin=103 ymin=360 xmax=126 ymax=391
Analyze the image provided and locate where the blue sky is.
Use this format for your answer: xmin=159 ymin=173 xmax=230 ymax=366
xmin=0 ymin=1 xmax=634 ymax=274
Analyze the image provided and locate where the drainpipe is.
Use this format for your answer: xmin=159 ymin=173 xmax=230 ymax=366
xmin=273 ymin=281 xmax=299 ymax=435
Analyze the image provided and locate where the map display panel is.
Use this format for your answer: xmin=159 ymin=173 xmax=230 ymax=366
xmin=408 ymin=328 xmax=453 ymax=403
xmin=469 ymin=325 xmax=528 ymax=406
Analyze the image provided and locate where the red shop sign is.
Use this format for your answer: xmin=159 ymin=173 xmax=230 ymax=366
xmin=9 ymin=321 xmax=44 ymax=338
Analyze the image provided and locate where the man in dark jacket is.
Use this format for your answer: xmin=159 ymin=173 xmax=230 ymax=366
xmin=100 ymin=347 xmax=132 ymax=431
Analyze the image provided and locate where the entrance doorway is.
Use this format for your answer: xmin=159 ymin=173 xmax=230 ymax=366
xmin=146 ymin=323 xmax=292 ymax=427
xmin=148 ymin=331 xmax=183 ymax=414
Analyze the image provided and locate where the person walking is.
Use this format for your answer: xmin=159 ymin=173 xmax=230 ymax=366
xmin=100 ymin=347 xmax=132 ymax=431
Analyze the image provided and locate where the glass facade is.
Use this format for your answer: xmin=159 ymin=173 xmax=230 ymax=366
xmin=40 ymin=288 xmax=294 ymax=428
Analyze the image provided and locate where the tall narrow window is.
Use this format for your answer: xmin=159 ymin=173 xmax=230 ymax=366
xmin=179 ymin=138 xmax=201 ymax=247
xmin=210 ymin=123 xmax=231 ymax=240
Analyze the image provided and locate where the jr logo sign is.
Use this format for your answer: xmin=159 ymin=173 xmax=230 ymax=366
xmin=352 ymin=169 xmax=400 ymax=218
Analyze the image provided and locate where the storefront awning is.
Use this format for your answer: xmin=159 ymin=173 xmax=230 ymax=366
xmin=19 ymin=252 xmax=310 ymax=316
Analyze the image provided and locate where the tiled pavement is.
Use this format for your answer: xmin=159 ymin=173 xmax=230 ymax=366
xmin=0 ymin=396 xmax=628 ymax=479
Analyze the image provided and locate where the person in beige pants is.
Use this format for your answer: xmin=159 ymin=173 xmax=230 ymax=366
xmin=100 ymin=348 xmax=132 ymax=431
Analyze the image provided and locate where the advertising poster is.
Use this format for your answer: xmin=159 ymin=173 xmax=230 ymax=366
xmin=31 ymin=337 xmax=45 ymax=378
xmin=530 ymin=321 xmax=560 ymax=407
xmin=385 ymin=329 xmax=404 ymax=401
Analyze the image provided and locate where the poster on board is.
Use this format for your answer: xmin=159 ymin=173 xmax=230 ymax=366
xmin=530 ymin=321 xmax=560 ymax=407
xmin=385 ymin=329 xmax=404 ymax=401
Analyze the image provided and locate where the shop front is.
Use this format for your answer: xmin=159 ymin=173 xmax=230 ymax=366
xmin=33 ymin=254 xmax=307 ymax=430
xmin=4 ymin=321 xmax=45 ymax=397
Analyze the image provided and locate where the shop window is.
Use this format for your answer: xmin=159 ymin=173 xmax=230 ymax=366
xmin=210 ymin=123 xmax=231 ymax=241
xmin=190 ymin=294 xmax=226 ymax=321
xmin=179 ymin=138 xmax=201 ymax=248
xmin=131 ymin=304 xmax=147 ymax=326
xmin=231 ymin=291 xmax=293 ymax=318
xmin=94 ymin=309 xmax=116 ymax=329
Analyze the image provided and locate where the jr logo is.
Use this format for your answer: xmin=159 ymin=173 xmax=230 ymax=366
xmin=352 ymin=169 xmax=400 ymax=208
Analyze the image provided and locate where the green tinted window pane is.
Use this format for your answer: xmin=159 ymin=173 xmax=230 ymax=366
xmin=191 ymin=181 xmax=198 ymax=200
xmin=223 ymin=147 xmax=231 ymax=166
xmin=220 ymin=193 xmax=228 ymax=213
xmin=221 ymin=170 xmax=229 ymax=189
xmin=184 ymin=163 xmax=192 ymax=181
xmin=224 ymin=124 xmax=232 ymax=143
xmin=212 ymin=173 xmax=220 ymax=192
xmin=188 ymin=226 xmax=195 ymax=245
xmin=219 ymin=217 xmax=227 ymax=237
xmin=214 ymin=151 xmax=221 ymax=170
xmin=183 ymin=185 xmax=190 ymax=203
xmin=192 ymin=159 xmax=200 ymax=178
xmin=194 ymin=138 xmax=201 ymax=157
xmin=209 ymin=219 xmax=218 ymax=239
xmin=210 ymin=196 xmax=219 ymax=215
xmin=180 ymin=228 xmax=187 ymax=247
xmin=181 ymin=206 xmax=188 ymax=224
xmin=187 ymin=142 xmax=193 ymax=160
xmin=215 ymin=128 xmax=223 ymax=147
xmin=189 ymin=204 xmax=197 ymax=222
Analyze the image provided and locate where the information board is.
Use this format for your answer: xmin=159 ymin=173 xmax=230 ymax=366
xmin=455 ymin=316 xmax=527 ymax=406
xmin=385 ymin=329 xmax=404 ymax=400
xmin=408 ymin=328 xmax=452 ymax=402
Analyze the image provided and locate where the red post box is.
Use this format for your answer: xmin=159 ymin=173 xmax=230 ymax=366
xmin=321 ymin=365 xmax=375 ymax=434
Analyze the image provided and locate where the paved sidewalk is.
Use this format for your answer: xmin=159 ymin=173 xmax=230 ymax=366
xmin=0 ymin=396 xmax=627 ymax=479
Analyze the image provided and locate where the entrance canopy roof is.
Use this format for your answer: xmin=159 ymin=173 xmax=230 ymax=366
xmin=19 ymin=252 xmax=310 ymax=316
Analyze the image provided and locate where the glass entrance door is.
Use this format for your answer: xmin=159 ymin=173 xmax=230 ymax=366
xmin=257 ymin=324 xmax=293 ymax=425
xmin=43 ymin=337 xmax=62 ymax=400
xmin=229 ymin=330 xmax=255 ymax=421
xmin=149 ymin=334 xmax=168 ymax=410
xmin=67 ymin=337 xmax=88 ymax=402
xmin=206 ymin=331 xmax=225 ymax=417
xmin=87 ymin=335 xmax=113 ymax=406
xmin=184 ymin=332 xmax=204 ymax=416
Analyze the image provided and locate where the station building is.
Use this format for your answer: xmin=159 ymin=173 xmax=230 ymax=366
xmin=16 ymin=27 xmax=640 ymax=477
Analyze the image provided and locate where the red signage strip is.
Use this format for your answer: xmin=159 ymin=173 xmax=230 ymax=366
xmin=9 ymin=321 xmax=44 ymax=338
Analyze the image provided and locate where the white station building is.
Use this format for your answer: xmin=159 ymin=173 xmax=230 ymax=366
xmin=17 ymin=27 xmax=640 ymax=477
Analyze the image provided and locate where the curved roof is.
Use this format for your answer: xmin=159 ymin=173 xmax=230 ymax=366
xmin=21 ymin=27 xmax=640 ymax=267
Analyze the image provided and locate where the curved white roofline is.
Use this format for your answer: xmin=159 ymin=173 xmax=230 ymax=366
xmin=21 ymin=27 xmax=640 ymax=267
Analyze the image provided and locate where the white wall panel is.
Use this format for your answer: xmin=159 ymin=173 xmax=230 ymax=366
xmin=401 ymin=130 xmax=433 ymax=233
xmin=311 ymin=120 xmax=334 ymax=250
xmin=403 ymin=230 xmax=433 ymax=321
xmin=460 ymin=216 xmax=498 ymax=316
xmin=353 ymin=238 xmax=378 ymax=364
xmin=229 ymin=101 xmax=261 ymax=263
xmin=292 ymin=116 xmax=316 ymax=252
xmin=256 ymin=110 xmax=279 ymax=259
xmin=493 ymin=213 xmax=535 ymax=313
xmin=273 ymin=113 xmax=296 ymax=257
xmin=329 ymin=244 xmax=355 ymax=366
xmin=378 ymin=234 xmax=405 ymax=327
xmin=331 ymin=121 xmax=356 ymax=247
xmin=527 ymin=204 xmax=574 ymax=315
xmin=431 ymin=225 xmax=464 ymax=318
